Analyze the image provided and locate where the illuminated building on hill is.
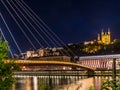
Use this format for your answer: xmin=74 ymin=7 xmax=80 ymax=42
xmin=84 ymin=28 xmax=111 ymax=45
xmin=83 ymin=29 xmax=111 ymax=53
xmin=98 ymin=28 xmax=111 ymax=45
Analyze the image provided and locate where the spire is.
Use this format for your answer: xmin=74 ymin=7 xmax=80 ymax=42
xmin=108 ymin=27 xmax=110 ymax=32
xmin=108 ymin=27 xmax=110 ymax=34
xmin=98 ymin=34 xmax=100 ymax=41
xmin=101 ymin=28 xmax=104 ymax=35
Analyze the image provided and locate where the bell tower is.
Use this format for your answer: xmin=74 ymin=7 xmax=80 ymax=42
xmin=101 ymin=28 xmax=111 ymax=44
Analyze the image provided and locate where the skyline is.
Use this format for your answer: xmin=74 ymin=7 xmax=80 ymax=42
xmin=1 ymin=0 xmax=120 ymax=53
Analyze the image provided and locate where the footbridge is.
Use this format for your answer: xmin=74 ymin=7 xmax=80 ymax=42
xmin=5 ymin=59 xmax=95 ymax=71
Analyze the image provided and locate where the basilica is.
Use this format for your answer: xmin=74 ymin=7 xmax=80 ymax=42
xmin=84 ymin=28 xmax=111 ymax=45
xmin=97 ymin=28 xmax=111 ymax=45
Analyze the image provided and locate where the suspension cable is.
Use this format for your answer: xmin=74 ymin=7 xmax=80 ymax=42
xmin=17 ymin=0 xmax=60 ymax=48
xmin=11 ymin=0 xmax=51 ymax=48
xmin=7 ymin=0 xmax=43 ymax=48
xmin=1 ymin=0 xmax=36 ymax=50
xmin=16 ymin=0 xmax=67 ymax=56
xmin=0 ymin=13 xmax=22 ymax=54
xmin=20 ymin=0 xmax=75 ymax=56
xmin=17 ymin=0 xmax=69 ymax=56
xmin=14 ymin=0 xmax=53 ymax=48
xmin=20 ymin=0 xmax=68 ymax=46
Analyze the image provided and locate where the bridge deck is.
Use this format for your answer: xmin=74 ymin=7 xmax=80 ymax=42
xmin=5 ymin=60 xmax=96 ymax=70
xmin=16 ymin=60 xmax=96 ymax=70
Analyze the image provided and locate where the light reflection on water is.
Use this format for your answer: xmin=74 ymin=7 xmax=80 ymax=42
xmin=12 ymin=76 xmax=112 ymax=90
xmin=94 ymin=76 xmax=102 ymax=90
xmin=94 ymin=76 xmax=114 ymax=90
xmin=12 ymin=76 xmax=84 ymax=90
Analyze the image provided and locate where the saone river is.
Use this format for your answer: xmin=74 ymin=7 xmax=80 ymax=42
xmin=11 ymin=76 xmax=113 ymax=90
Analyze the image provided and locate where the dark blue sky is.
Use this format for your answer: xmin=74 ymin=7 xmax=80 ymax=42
xmin=1 ymin=0 xmax=120 ymax=53
xmin=27 ymin=0 xmax=120 ymax=43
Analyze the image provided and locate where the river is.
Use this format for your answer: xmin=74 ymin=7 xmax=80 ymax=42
xmin=12 ymin=76 xmax=113 ymax=90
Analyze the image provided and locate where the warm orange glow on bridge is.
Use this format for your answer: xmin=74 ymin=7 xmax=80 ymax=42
xmin=5 ymin=59 xmax=95 ymax=71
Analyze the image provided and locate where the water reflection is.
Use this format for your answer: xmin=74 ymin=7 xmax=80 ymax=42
xmin=94 ymin=76 xmax=102 ymax=90
xmin=13 ymin=76 xmax=113 ymax=90
xmin=94 ymin=76 xmax=114 ymax=90
xmin=13 ymin=76 xmax=83 ymax=90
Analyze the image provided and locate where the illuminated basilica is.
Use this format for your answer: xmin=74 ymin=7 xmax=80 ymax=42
xmin=84 ymin=28 xmax=111 ymax=45
xmin=97 ymin=28 xmax=111 ymax=45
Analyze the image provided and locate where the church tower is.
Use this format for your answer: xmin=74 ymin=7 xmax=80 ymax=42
xmin=101 ymin=28 xmax=111 ymax=44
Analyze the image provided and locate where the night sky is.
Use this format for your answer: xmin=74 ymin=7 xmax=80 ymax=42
xmin=26 ymin=0 xmax=120 ymax=42
xmin=1 ymin=0 xmax=120 ymax=53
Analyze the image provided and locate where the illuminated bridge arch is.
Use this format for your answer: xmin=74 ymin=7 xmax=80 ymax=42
xmin=12 ymin=60 xmax=95 ymax=71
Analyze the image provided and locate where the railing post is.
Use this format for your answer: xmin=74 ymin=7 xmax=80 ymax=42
xmin=113 ymin=58 xmax=116 ymax=89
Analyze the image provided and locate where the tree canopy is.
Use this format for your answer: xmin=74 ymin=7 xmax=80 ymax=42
xmin=0 ymin=38 xmax=20 ymax=90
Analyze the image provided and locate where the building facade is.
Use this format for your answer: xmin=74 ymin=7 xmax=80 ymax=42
xmin=78 ymin=54 xmax=120 ymax=70
xmin=98 ymin=29 xmax=111 ymax=44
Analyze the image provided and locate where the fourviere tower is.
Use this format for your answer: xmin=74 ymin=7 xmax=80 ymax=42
xmin=98 ymin=28 xmax=111 ymax=44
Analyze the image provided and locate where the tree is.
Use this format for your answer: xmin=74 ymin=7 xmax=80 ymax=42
xmin=0 ymin=38 xmax=20 ymax=90
xmin=101 ymin=77 xmax=120 ymax=90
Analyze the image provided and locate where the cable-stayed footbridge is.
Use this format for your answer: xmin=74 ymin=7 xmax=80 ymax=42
xmin=1 ymin=1 xmax=119 ymax=90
